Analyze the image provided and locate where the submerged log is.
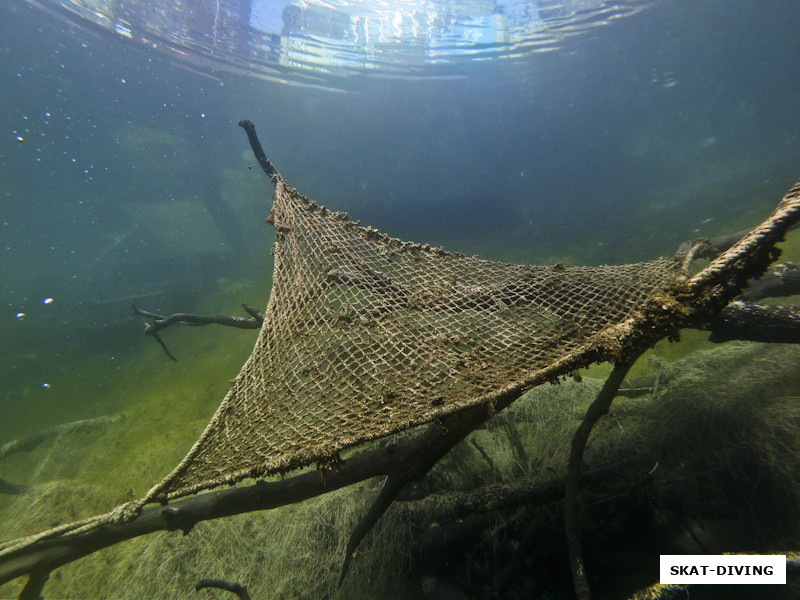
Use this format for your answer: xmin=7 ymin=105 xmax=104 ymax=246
xmin=741 ymin=262 xmax=800 ymax=301
xmin=0 ymin=479 xmax=24 ymax=496
xmin=706 ymin=301 xmax=800 ymax=344
xmin=0 ymin=414 xmax=126 ymax=462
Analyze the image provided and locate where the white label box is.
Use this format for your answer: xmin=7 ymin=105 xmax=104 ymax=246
xmin=660 ymin=554 xmax=786 ymax=584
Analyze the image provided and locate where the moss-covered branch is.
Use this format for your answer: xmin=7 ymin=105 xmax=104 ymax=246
xmin=0 ymin=398 xmax=516 ymax=589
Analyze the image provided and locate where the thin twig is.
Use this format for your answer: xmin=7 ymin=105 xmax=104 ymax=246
xmin=470 ymin=438 xmax=496 ymax=471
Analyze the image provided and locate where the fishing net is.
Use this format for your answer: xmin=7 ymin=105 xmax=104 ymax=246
xmin=147 ymin=179 xmax=687 ymax=500
xmin=1 ymin=121 xmax=799 ymax=559
xmin=135 ymin=160 xmax=799 ymax=504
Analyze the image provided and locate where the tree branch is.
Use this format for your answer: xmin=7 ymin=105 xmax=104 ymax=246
xmin=0 ymin=479 xmax=24 ymax=496
xmin=237 ymin=119 xmax=282 ymax=184
xmin=195 ymin=579 xmax=250 ymax=600
xmin=18 ymin=568 xmax=48 ymax=600
xmin=339 ymin=389 xmax=524 ymax=584
xmin=688 ymin=262 xmax=800 ymax=344
xmin=706 ymin=301 xmax=800 ymax=343
xmin=676 ymin=227 xmax=753 ymax=257
xmin=131 ymin=303 xmax=263 ymax=361
xmin=740 ymin=261 xmax=800 ymax=300
xmin=131 ymin=304 xmax=263 ymax=335
xmin=0 ymin=399 xmax=516 ymax=587
xmin=0 ymin=414 xmax=126 ymax=462
xmin=400 ymin=457 xmax=641 ymax=518
xmin=564 ymin=356 xmax=640 ymax=600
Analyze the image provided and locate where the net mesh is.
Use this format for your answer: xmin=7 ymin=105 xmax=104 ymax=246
xmin=151 ymin=179 xmax=689 ymax=500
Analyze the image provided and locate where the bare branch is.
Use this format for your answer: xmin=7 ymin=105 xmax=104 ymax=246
xmin=564 ymin=356 xmax=641 ymax=600
xmin=18 ymin=568 xmax=49 ymax=600
xmin=0 ymin=414 xmax=126 ymax=462
xmin=237 ymin=119 xmax=282 ymax=184
xmin=131 ymin=304 xmax=263 ymax=335
xmin=706 ymin=301 xmax=800 ymax=344
xmin=195 ymin=579 xmax=250 ymax=600
xmin=0 ymin=400 xmax=514 ymax=587
xmin=131 ymin=303 xmax=263 ymax=361
xmin=740 ymin=261 xmax=800 ymax=300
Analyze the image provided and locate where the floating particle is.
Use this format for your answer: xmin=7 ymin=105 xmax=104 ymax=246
xmin=43 ymin=297 xmax=54 ymax=304
xmin=15 ymin=312 xmax=26 ymax=319
xmin=42 ymin=383 xmax=51 ymax=389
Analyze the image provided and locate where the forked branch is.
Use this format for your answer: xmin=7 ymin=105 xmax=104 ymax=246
xmin=131 ymin=303 xmax=263 ymax=360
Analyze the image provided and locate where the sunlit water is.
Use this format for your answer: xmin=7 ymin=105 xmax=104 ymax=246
xmin=28 ymin=0 xmax=654 ymax=83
